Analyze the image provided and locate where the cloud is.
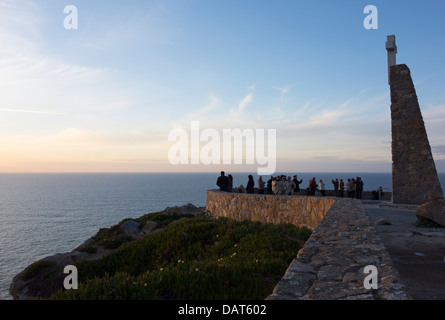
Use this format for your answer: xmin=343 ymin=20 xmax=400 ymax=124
xmin=238 ymin=93 xmax=253 ymax=111
xmin=432 ymin=145 xmax=445 ymax=156
xmin=309 ymin=156 xmax=339 ymax=161
xmin=423 ymin=105 xmax=445 ymax=122
xmin=275 ymin=86 xmax=289 ymax=101
xmin=198 ymin=94 xmax=220 ymax=114
xmin=51 ymin=127 xmax=167 ymax=147
xmin=0 ymin=1 xmax=165 ymax=119
xmin=0 ymin=108 xmax=62 ymax=115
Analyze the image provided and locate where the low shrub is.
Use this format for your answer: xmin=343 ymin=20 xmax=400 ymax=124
xmin=50 ymin=217 xmax=311 ymax=300
xmin=21 ymin=260 xmax=57 ymax=282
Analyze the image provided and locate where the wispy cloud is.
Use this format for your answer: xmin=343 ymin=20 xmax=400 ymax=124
xmin=423 ymin=104 xmax=445 ymax=121
xmin=0 ymin=108 xmax=62 ymax=115
xmin=0 ymin=1 xmax=145 ymax=117
xmin=238 ymin=93 xmax=253 ymax=111
xmin=432 ymin=145 xmax=445 ymax=155
xmin=51 ymin=127 xmax=167 ymax=147
xmin=275 ymin=86 xmax=289 ymax=101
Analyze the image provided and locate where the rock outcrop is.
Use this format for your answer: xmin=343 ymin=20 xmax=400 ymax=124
xmin=416 ymin=199 xmax=445 ymax=227
xmin=164 ymin=203 xmax=203 ymax=216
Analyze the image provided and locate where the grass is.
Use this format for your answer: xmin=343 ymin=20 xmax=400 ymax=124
xmin=50 ymin=216 xmax=311 ymax=300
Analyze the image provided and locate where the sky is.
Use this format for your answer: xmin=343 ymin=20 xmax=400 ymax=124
xmin=0 ymin=0 xmax=444 ymax=173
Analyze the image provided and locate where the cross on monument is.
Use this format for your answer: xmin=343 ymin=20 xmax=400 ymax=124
xmin=386 ymin=35 xmax=397 ymax=84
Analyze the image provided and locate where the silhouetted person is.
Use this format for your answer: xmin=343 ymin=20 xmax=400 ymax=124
xmin=351 ymin=178 xmax=356 ymax=198
xmin=292 ymin=175 xmax=303 ymax=194
xmin=267 ymin=176 xmax=273 ymax=194
xmin=356 ymin=177 xmax=364 ymax=199
xmin=227 ymin=174 xmax=233 ymax=192
xmin=216 ymin=171 xmax=229 ymax=192
xmin=246 ymin=175 xmax=254 ymax=194
xmin=332 ymin=178 xmax=339 ymax=197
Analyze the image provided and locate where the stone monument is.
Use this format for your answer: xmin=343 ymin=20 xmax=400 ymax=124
xmin=386 ymin=35 xmax=397 ymax=83
xmin=387 ymin=35 xmax=444 ymax=206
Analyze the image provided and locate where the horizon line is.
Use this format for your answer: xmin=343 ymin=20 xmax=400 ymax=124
xmin=0 ymin=171 xmax=423 ymax=174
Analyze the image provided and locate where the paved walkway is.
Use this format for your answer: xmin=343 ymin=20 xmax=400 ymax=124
xmin=363 ymin=201 xmax=445 ymax=300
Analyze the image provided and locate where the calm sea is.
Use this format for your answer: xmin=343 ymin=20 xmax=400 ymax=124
xmin=1 ymin=172 xmax=444 ymax=300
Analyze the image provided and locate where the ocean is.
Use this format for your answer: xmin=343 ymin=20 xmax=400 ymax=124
xmin=1 ymin=172 xmax=444 ymax=300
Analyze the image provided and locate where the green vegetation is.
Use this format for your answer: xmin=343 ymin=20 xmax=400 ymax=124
xmin=77 ymin=211 xmax=196 ymax=252
xmin=21 ymin=260 xmax=57 ymax=281
xmin=133 ymin=211 xmax=196 ymax=229
xmin=51 ymin=216 xmax=311 ymax=300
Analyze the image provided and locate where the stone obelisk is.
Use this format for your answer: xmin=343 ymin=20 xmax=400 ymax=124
xmin=387 ymin=35 xmax=444 ymax=205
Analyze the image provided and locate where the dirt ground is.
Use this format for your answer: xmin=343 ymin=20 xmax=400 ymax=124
xmin=364 ymin=202 xmax=445 ymax=300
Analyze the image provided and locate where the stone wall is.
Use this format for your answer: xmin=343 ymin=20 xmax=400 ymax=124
xmin=206 ymin=190 xmax=410 ymax=300
xmin=206 ymin=190 xmax=335 ymax=230
xmin=267 ymin=198 xmax=409 ymax=300
xmin=292 ymin=189 xmax=392 ymax=201
xmin=390 ymin=64 xmax=444 ymax=204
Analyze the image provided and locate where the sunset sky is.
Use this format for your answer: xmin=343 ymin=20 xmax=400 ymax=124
xmin=0 ymin=0 xmax=444 ymax=173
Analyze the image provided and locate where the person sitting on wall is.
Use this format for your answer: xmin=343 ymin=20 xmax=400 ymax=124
xmin=216 ymin=171 xmax=229 ymax=192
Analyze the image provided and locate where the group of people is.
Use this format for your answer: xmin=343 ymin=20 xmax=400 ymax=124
xmin=217 ymin=171 xmax=365 ymax=199
xmin=216 ymin=172 xmax=267 ymax=194
xmin=268 ymin=175 xmax=303 ymax=195
xmin=308 ymin=176 xmax=364 ymax=199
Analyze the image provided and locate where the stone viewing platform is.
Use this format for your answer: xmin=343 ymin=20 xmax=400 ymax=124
xmin=206 ymin=189 xmax=335 ymax=230
xmin=206 ymin=190 xmax=410 ymax=300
